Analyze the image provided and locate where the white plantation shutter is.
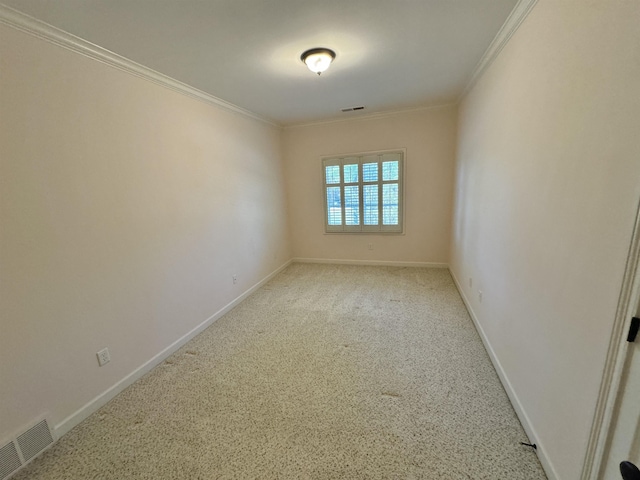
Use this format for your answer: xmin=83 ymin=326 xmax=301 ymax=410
xmin=322 ymin=150 xmax=404 ymax=233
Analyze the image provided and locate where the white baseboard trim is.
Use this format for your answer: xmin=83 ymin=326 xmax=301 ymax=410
xmin=292 ymin=257 xmax=448 ymax=268
xmin=54 ymin=259 xmax=293 ymax=438
xmin=449 ymin=268 xmax=560 ymax=480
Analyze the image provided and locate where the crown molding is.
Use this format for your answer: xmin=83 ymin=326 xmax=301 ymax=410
xmin=0 ymin=3 xmax=280 ymax=128
xmin=284 ymin=102 xmax=457 ymax=129
xmin=459 ymin=0 xmax=538 ymax=100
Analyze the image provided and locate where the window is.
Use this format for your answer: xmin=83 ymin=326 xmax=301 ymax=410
xmin=322 ymin=150 xmax=403 ymax=233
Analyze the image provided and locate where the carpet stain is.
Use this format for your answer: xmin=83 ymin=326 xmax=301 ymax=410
xmin=381 ymin=391 xmax=402 ymax=398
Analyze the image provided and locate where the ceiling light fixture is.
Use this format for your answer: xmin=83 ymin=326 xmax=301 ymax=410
xmin=300 ymin=48 xmax=336 ymax=75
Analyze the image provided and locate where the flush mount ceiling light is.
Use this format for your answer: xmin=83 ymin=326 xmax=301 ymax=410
xmin=300 ymin=48 xmax=336 ymax=75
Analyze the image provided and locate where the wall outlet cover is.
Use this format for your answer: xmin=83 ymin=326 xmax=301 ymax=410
xmin=97 ymin=348 xmax=110 ymax=366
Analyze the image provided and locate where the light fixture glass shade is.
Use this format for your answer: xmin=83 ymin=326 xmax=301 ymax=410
xmin=301 ymin=48 xmax=336 ymax=75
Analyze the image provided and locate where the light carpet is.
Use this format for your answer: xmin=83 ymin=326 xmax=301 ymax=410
xmin=14 ymin=264 xmax=547 ymax=479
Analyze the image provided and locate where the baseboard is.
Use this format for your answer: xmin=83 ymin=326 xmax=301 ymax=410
xmin=54 ymin=259 xmax=293 ymax=438
xmin=449 ymin=268 xmax=560 ymax=480
xmin=293 ymin=257 xmax=448 ymax=268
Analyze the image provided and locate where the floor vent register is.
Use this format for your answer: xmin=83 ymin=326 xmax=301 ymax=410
xmin=0 ymin=419 xmax=55 ymax=480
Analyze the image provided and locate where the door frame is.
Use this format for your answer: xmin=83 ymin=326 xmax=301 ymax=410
xmin=582 ymin=200 xmax=640 ymax=480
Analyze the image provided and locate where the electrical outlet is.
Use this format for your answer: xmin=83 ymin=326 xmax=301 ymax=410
xmin=478 ymin=290 xmax=483 ymax=302
xmin=97 ymin=347 xmax=110 ymax=366
xmin=368 ymin=243 xmax=373 ymax=250
xmin=232 ymin=275 xmax=237 ymax=284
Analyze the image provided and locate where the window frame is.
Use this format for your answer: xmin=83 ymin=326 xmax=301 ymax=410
xmin=321 ymin=149 xmax=405 ymax=234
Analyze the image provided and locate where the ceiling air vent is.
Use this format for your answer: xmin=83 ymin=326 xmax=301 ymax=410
xmin=341 ymin=106 xmax=365 ymax=112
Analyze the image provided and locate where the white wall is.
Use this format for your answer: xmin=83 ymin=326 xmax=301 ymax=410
xmin=0 ymin=23 xmax=291 ymax=442
xmin=450 ymin=1 xmax=640 ymax=479
xmin=283 ymin=107 xmax=457 ymax=265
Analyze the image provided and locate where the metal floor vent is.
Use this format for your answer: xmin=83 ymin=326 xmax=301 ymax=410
xmin=0 ymin=443 xmax=22 ymax=480
xmin=1 ymin=418 xmax=55 ymax=480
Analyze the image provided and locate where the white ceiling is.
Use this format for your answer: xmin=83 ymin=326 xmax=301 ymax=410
xmin=2 ymin=0 xmax=519 ymax=125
